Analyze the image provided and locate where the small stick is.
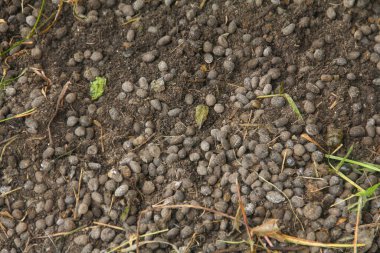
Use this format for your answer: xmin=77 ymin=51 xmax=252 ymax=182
xmin=0 ymin=136 xmax=19 ymax=163
xmin=93 ymin=221 xmax=125 ymax=231
xmin=281 ymin=150 xmax=287 ymax=173
xmin=47 ymin=81 xmax=71 ymax=146
xmin=73 ymin=167 xmax=83 ymax=220
xmin=0 ymin=187 xmax=22 ymax=198
xmin=93 ymin=120 xmax=104 ymax=152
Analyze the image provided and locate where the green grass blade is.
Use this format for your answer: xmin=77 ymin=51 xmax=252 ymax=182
xmin=327 ymin=145 xmax=364 ymax=192
xmin=0 ymin=69 xmax=27 ymax=90
xmin=256 ymin=94 xmax=282 ymax=99
xmin=282 ymin=93 xmax=303 ymax=121
xmin=325 ymin=154 xmax=380 ymax=172
xmin=27 ymin=0 xmax=46 ymax=39
xmin=357 ymin=183 xmax=380 ymax=198
xmin=0 ymin=0 xmax=45 ymax=57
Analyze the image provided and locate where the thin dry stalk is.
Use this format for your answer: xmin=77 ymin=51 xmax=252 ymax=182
xmin=300 ymin=133 xmax=327 ymax=153
xmin=353 ymin=200 xmax=362 ymax=253
xmin=235 ymin=179 xmax=253 ymax=245
xmin=93 ymin=120 xmax=105 ymax=152
xmin=35 ymin=225 xmax=89 ymax=239
xmin=93 ymin=221 xmax=125 ymax=231
xmin=281 ymin=149 xmax=287 ymax=173
xmin=0 ymin=136 xmax=19 ymax=163
xmin=257 ymin=173 xmax=305 ymax=231
xmin=73 ymin=167 xmax=84 ymax=220
xmin=0 ymin=186 xmax=22 ymax=198
xmin=30 ymin=67 xmax=52 ymax=97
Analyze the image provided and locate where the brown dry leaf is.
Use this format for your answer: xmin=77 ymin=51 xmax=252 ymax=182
xmin=305 ymin=182 xmax=323 ymax=201
xmin=200 ymin=64 xmax=208 ymax=73
xmin=301 ymin=133 xmax=327 ymax=152
xmin=30 ymin=67 xmax=52 ymax=97
xmin=336 ymin=217 xmax=347 ymax=226
xmin=0 ymin=19 xmax=6 ymax=24
xmin=250 ymin=219 xmax=280 ymax=236
xmin=0 ymin=211 xmax=13 ymax=219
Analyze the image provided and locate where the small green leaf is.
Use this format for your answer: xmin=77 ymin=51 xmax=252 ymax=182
xmin=357 ymin=183 xmax=380 ymax=198
xmin=90 ymin=76 xmax=106 ymax=100
xmin=120 ymin=206 xmax=130 ymax=222
xmin=195 ymin=105 xmax=209 ymax=129
xmin=283 ymin=93 xmax=303 ymax=122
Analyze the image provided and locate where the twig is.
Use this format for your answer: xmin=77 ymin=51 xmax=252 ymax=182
xmin=47 ymin=81 xmax=71 ymax=146
xmin=93 ymin=221 xmax=125 ymax=231
xmin=93 ymin=120 xmax=104 ymax=152
xmin=30 ymin=67 xmax=52 ymax=97
xmin=281 ymin=149 xmax=287 ymax=173
xmin=0 ymin=187 xmax=22 ymax=198
xmin=354 ymin=199 xmax=362 ymax=253
xmin=73 ymin=167 xmax=83 ymax=220
xmin=235 ymin=179 xmax=253 ymax=251
xmin=0 ymin=136 xmax=19 ymax=163
xmin=35 ymin=225 xmax=89 ymax=239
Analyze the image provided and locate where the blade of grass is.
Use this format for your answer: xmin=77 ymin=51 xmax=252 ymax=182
xmin=257 ymin=93 xmax=303 ymax=121
xmin=282 ymin=93 xmax=303 ymax=121
xmin=256 ymin=94 xmax=281 ymax=99
xmin=0 ymin=69 xmax=27 ymax=90
xmin=325 ymin=154 xmax=380 ymax=172
xmin=0 ymin=0 xmax=45 ymax=57
xmin=0 ymin=108 xmax=36 ymax=123
xmin=327 ymin=145 xmax=364 ymax=192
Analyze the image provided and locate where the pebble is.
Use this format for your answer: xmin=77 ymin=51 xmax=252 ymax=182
xmin=326 ymin=7 xmax=336 ymax=20
xmin=142 ymin=181 xmax=155 ymax=194
xmin=270 ymin=96 xmax=285 ymax=107
xmin=303 ymin=203 xmax=322 ymax=220
xmin=26 ymin=15 xmax=36 ymax=27
xmin=349 ymin=126 xmax=365 ymax=137
xmin=142 ymin=51 xmax=157 ymax=63
xmin=31 ymin=47 xmax=42 ymax=59
xmin=100 ymin=228 xmax=115 ymax=242
xmin=157 ymin=35 xmax=172 ymax=46
xmin=214 ymin=104 xmax=224 ymax=113
xmin=180 ymin=226 xmax=193 ymax=239
xmin=304 ymin=100 xmax=315 ymax=114
xmin=74 ymin=235 xmax=89 ymax=245
xmin=205 ymin=94 xmax=217 ymax=106
xmin=266 ymin=191 xmax=285 ymax=203
xmin=90 ymin=51 xmax=103 ymax=62
xmin=305 ymin=124 xmax=319 ymax=136
xmin=78 ymin=203 xmax=89 ymax=216
xmin=282 ymin=23 xmax=295 ymax=35
xmin=15 ymin=222 xmax=27 ymax=234
xmin=255 ymin=144 xmax=268 ymax=159
xmin=343 ymin=0 xmax=355 ymax=7
xmin=223 ymin=60 xmax=235 ymax=72
xmin=114 ymin=184 xmax=129 ymax=197
xmin=65 ymin=93 xmax=76 ymax=104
